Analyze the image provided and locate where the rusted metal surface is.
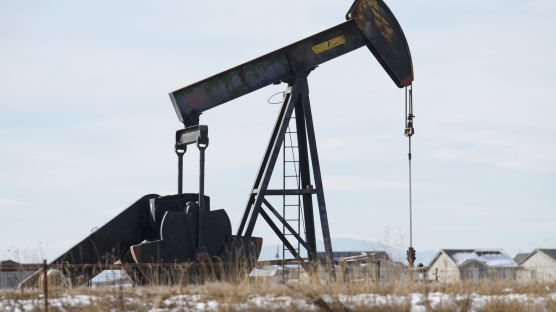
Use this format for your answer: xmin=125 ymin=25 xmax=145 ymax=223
xmin=170 ymin=21 xmax=365 ymax=124
xmin=347 ymin=0 xmax=413 ymax=87
xmin=169 ymin=0 xmax=413 ymax=124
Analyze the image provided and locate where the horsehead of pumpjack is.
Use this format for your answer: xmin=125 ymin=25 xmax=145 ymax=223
xmin=19 ymin=0 xmax=413 ymax=288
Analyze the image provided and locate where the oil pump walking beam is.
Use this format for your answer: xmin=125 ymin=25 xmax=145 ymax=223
xmin=169 ymin=0 xmax=413 ymax=125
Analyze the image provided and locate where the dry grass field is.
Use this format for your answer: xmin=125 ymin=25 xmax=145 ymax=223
xmin=1 ymin=275 xmax=556 ymax=312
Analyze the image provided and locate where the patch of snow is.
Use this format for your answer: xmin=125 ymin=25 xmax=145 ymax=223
xmin=248 ymin=295 xmax=316 ymax=310
xmin=450 ymin=250 xmax=518 ymax=267
xmin=249 ymin=265 xmax=279 ymax=277
xmin=410 ymin=293 xmax=427 ymax=312
xmin=1 ymin=291 xmax=555 ymax=311
xmin=0 ymin=294 xmax=98 ymax=312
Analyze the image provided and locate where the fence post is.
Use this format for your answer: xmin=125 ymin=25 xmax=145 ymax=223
xmin=376 ymin=261 xmax=381 ymax=283
xmin=43 ymin=259 xmax=48 ymax=312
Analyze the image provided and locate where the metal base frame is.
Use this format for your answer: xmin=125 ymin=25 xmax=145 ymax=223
xmin=236 ymin=72 xmax=334 ymax=270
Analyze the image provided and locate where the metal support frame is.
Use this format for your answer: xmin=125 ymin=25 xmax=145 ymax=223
xmin=237 ymin=72 xmax=334 ymax=269
xmin=176 ymin=147 xmax=185 ymax=194
xmin=175 ymin=125 xmax=210 ymax=249
xmin=262 ymin=199 xmax=308 ymax=251
xmin=175 ymin=125 xmax=209 ymax=202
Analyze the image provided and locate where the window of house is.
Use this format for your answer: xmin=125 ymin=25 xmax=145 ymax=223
xmin=7 ymin=275 xmax=16 ymax=288
xmin=531 ymin=270 xmax=536 ymax=279
xmin=502 ymin=269 xmax=510 ymax=279
xmin=469 ymin=267 xmax=479 ymax=280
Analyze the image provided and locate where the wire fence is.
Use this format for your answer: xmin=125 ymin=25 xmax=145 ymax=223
xmin=2 ymin=260 xmax=555 ymax=312
xmin=2 ymin=260 xmax=554 ymax=288
xmin=0 ymin=255 xmax=408 ymax=289
xmin=0 ymin=253 xmax=393 ymax=273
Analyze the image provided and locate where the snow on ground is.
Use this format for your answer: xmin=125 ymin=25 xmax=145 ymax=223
xmin=1 ymin=291 xmax=555 ymax=311
xmin=0 ymin=294 xmax=96 ymax=312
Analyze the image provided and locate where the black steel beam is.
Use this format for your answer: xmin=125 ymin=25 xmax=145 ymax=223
xmin=170 ymin=21 xmax=365 ymax=123
xmin=302 ymin=94 xmax=334 ymax=266
xmin=258 ymin=209 xmax=306 ymax=270
xmin=169 ymin=0 xmax=413 ymax=124
xmin=252 ymin=189 xmax=317 ymax=196
xmin=294 ymin=90 xmax=318 ymax=261
xmin=19 ymin=194 xmax=159 ymax=287
xmin=237 ymin=79 xmax=299 ymax=236
xmin=236 ymin=88 xmax=293 ymax=235
xmin=262 ymin=199 xmax=309 ymax=251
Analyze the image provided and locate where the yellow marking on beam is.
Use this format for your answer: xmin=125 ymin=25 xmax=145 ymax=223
xmin=312 ymin=35 xmax=347 ymax=55
xmin=370 ymin=0 xmax=394 ymax=42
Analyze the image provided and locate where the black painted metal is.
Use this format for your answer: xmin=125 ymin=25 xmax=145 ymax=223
xmin=236 ymin=91 xmax=293 ymax=235
xmin=302 ymin=95 xmax=334 ymax=266
xmin=20 ymin=193 xmax=202 ymax=287
xmin=176 ymin=149 xmax=184 ymax=194
xmin=294 ymin=93 xmax=318 ymax=261
xmin=238 ymin=73 xmax=335 ymax=271
xmin=175 ymin=125 xmax=209 ymax=196
xmin=237 ymin=82 xmax=298 ymax=236
xmin=241 ymin=73 xmax=313 ymax=237
xmin=198 ymin=145 xmax=207 ymax=249
xmin=169 ymin=0 xmax=413 ymax=124
xmin=176 ymin=125 xmax=208 ymax=148
xmin=262 ymin=199 xmax=309 ymax=250
xmin=258 ymin=209 xmax=306 ymax=269
xmin=174 ymin=125 xmax=210 ymax=238
xmin=252 ymin=189 xmax=317 ymax=195
xmin=346 ymin=0 xmax=414 ymax=87
xmin=170 ymin=21 xmax=364 ymax=123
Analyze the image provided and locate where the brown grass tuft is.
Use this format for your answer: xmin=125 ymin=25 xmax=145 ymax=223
xmin=477 ymin=299 xmax=531 ymax=312
xmin=1 ymin=274 xmax=556 ymax=311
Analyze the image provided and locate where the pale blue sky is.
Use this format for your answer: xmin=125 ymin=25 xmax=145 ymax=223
xmin=1 ymin=0 xmax=555 ymax=263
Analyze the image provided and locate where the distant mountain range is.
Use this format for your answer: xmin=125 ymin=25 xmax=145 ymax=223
xmin=259 ymin=237 xmax=436 ymax=266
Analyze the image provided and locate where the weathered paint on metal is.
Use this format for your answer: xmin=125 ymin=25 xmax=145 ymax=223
xmin=348 ymin=0 xmax=414 ymax=87
xmin=312 ymin=34 xmax=347 ymax=55
xmin=170 ymin=0 xmax=413 ymax=123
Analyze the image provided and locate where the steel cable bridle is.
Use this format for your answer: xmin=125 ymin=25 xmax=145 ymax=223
xmin=404 ymin=84 xmax=416 ymax=268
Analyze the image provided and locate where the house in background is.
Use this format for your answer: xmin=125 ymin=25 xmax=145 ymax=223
xmin=427 ymin=249 xmax=518 ymax=282
xmin=1 ymin=260 xmax=34 ymax=288
xmin=516 ymin=249 xmax=556 ymax=282
xmin=513 ymin=252 xmax=529 ymax=265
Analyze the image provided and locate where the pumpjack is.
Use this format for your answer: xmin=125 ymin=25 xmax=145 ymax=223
xmin=20 ymin=0 xmax=413 ymax=287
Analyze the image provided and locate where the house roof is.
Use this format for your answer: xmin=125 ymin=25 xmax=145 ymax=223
xmin=431 ymin=249 xmax=517 ymax=268
xmin=513 ymin=253 xmax=530 ymax=264
xmin=538 ymin=249 xmax=556 ymax=261
xmin=1 ymin=260 xmax=19 ymax=266
xmin=521 ymin=249 xmax=556 ymax=264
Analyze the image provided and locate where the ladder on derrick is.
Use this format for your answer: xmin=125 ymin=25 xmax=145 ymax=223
xmin=282 ymin=113 xmax=302 ymax=282
xmin=238 ymin=74 xmax=335 ymax=278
